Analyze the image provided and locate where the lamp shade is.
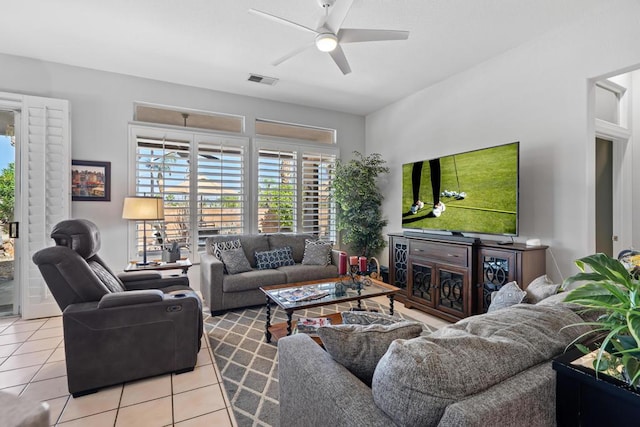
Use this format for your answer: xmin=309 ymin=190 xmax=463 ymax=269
xmin=122 ymin=196 xmax=164 ymax=220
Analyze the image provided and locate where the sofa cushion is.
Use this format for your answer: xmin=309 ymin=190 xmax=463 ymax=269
xmin=371 ymin=304 xmax=592 ymax=427
xmin=255 ymin=247 xmax=295 ymax=270
xmin=487 ymin=281 xmax=526 ymax=312
xmin=268 ymin=233 xmax=316 ymax=263
xmin=222 ymin=268 xmax=288 ymax=293
xmin=277 ymin=264 xmax=338 ymax=283
xmin=318 ymin=322 xmax=423 ymax=386
xmin=219 ymin=247 xmax=252 ymax=275
xmin=301 ymin=240 xmax=333 ymax=266
xmin=525 ymin=274 xmax=560 ymax=304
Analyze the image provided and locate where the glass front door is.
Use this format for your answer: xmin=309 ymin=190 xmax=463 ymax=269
xmin=0 ymin=110 xmax=16 ymax=316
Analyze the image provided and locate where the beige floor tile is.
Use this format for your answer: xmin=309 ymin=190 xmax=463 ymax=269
xmin=59 ymin=384 xmax=122 ymax=422
xmin=173 ymin=384 xmax=226 ymax=423
xmin=0 ymin=331 xmax=34 ymax=346
xmin=46 ymin=348 xmax=66 ymax=363
xmin=175 ymin=408 xmax=233 ymax=427
xmin=0 ymin=365 xmax=40 ymax=388
xmin=14 ymin=337 xmax=63 ymax=355
xmin=0 ymin=317 xmax=17 ymax=326
xmin=0 ymin=349 xmax=55 ymax=372
xmin=29 ymin=327 xmax=64 ymax=341
xmin=172 ymin=364 xmax=217 ymax=394
xmin=13 ymin=318 xmax=46 ymax=325
xmin=0 ymin=383 xmax=26 ymax=395
xmin=115 ymin=396 xmax=173 ymax=427
xmin=32 ymin=360 xmax=67 ymax=382
xmin=195 ymin=347 xmax=212 ymax=367
xmin=57 ymin=409 xmax=117 ymax=427
xmin=21 ymin=375 xmax=69 ymax=402
xmin=120 ymin=374 xmax=171 ymax=407
xmin=1 ymin=322 xmax=43 ymax=334
xmin=46 ymin=395 xmax=70 ymax=425
xmin=0 ymin=342 xmax=20 ymax=357
xmin=41 ymin=317 xmax=63 ymax=329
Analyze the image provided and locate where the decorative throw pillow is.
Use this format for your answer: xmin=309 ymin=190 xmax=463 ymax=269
xmin=317 ymin=322 xmax=423 ymax=386
xmin=487 ymin=281 xmax=527 ymax=312
xmin=301 ymin=239 xmax=332 ymax=266
xmin=208 ymin=239 xmax=243 ymax=273
xmin=210 ymin=239 xmax=242 ymax=260
xmin=255 ymin=246 xmax=295 ymax=270
xmin=341 ymin=311 xmax=402 ymax=325
xmin=526 ymin=274 xmax=561 ymax=304
xmin=219 ymin=247 xmax=252 ymax=275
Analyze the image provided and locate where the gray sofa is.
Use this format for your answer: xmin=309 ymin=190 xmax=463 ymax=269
xmin=200 ymin=233 xmax=340 ymax=315
xmin=279 ymin=297 xmax=592 ymax=427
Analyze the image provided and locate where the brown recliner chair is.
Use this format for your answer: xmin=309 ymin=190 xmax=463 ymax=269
xmin=32 ymin=219 xmax=203 ymax=397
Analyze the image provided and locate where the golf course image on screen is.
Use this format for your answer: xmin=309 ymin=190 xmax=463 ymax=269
xmin=402 ymin=142 xmax=519 ymax=236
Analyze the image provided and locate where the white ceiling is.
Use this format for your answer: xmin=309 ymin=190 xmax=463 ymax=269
xmin=0 ymin=0 xmax=605 ymax=116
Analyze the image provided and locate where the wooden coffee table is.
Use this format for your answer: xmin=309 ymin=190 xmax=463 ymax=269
xmin=260 ymin=277 xmax=400 ymax=343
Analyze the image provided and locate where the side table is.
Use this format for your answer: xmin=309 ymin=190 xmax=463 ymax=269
xmin=123 ymin=259 xmax=193 ymax=276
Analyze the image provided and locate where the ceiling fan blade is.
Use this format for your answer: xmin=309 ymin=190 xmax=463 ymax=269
xmin=273 ymin=42 xmax=315 ymax=66
xmin=324 ymin=0 xmax=354 ymax=33
xmin=249 ymin=9 xmax=318 ymax=34
xmin=328 ymin=44 xmax=352 ymax=75
xmin=338 ymin=28 xmax=410 ymax=43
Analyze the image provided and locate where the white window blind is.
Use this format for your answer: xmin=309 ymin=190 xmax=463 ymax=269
xmin=132 ymin=128 xmax=248 ymax=260
xmin=135 ymin=137 xmax=191 ymax=256
xmin=197 ymin=139 xmax=245 ymax=244
xmin=257 ymin=148 xmax=297 ymax=233
xmin=301 ymin=152 xmax=336 ymax=240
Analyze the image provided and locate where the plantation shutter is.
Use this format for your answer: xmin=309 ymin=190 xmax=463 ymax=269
xmin=135 ymin=137 xmax=191 ymax=257
xmin=257 ymin=148 xmax=297 ymax=233
xmin=18 ymin=95 xmax=71 ymax=319
xmin=301 ymin=152 xmax=336 ymax=240
xmin=196 ymin=138 xmax=245 ymax=248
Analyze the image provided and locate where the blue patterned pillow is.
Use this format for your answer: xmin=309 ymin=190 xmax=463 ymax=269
xmin=255 ymin=246 xmax=295 ymax=270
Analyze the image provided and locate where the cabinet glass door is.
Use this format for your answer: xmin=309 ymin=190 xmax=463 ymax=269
xmin=479 ymin=250 xmax=515 ymax=313
xmin=437 ymin=268 xmax=465 ymax=314
xmin=411 ymin=263 xmax=433 ymax=304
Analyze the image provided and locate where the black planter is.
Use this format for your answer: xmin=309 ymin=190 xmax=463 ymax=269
xmin=553 ymin=345 xmax=640 ymax=426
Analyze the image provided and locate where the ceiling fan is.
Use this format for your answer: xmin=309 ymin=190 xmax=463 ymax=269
xmin=248 ymin=0 xmax=409 ymax=75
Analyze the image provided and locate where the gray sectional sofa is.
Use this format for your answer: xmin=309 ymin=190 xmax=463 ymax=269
xmin=279 ymin=296 xmax=592 ymax=427
xmin=200 ymin=233 xmax=340 ymax=315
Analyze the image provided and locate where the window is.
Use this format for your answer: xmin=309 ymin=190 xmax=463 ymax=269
xmin=255 ymin=140 xmax=337 ymax=240
xmin=130 ymin=125 xmax=247 ymax=261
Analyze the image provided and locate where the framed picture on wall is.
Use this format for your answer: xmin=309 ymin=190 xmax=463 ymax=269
xmin=71 ymin=160 xmax=111 ymax=201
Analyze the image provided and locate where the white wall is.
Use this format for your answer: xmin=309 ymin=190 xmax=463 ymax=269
xmin=366 ymin=0 xmax=640 ymax=282
xmin=0 ymin=54 xmax=365 ymax=272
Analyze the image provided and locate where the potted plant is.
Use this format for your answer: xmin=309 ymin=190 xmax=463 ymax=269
xmin=562 ymin=252 xmax=640 ymax=386
xmin=332 ymin=151 xmax=389 ymax=258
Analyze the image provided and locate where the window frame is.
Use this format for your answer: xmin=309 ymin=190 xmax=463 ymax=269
xmin=252 ymin=136 xmax=339 ymax=239
xmin=128 ymin=123 xmax=248 ymax=263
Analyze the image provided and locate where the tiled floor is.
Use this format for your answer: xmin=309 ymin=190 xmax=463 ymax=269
xmin=0 ymin=315 xmax=235 ymax=426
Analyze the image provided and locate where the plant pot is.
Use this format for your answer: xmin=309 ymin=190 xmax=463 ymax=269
xmin=553 ymin=344 xmax=640 ymax=426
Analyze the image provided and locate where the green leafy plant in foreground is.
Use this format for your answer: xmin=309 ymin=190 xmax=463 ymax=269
xmin=563 ymin=252 xmax=640 ymax=387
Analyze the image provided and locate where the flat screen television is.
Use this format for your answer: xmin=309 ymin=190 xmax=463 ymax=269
xmin=402 ymin=141 xmax=519 ymax=237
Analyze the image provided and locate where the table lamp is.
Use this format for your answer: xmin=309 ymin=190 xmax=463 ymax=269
xmin=122 ymin=196 xmax=164 ymax=265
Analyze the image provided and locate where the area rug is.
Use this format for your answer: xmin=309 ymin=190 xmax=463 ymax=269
xmin=205 ymin=299 xmax=425 ymax=427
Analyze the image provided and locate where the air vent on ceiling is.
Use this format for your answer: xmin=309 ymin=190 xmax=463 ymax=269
xmin=248 ymin=74 xmax=279 ymax=86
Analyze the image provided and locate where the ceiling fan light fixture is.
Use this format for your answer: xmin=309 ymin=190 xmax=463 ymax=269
xmin=315 ymin=33 xmax=338 ymax=52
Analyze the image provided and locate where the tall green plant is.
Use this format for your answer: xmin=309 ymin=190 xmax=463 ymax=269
xmin=332 ymin=152 xmax=389 ymax=258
